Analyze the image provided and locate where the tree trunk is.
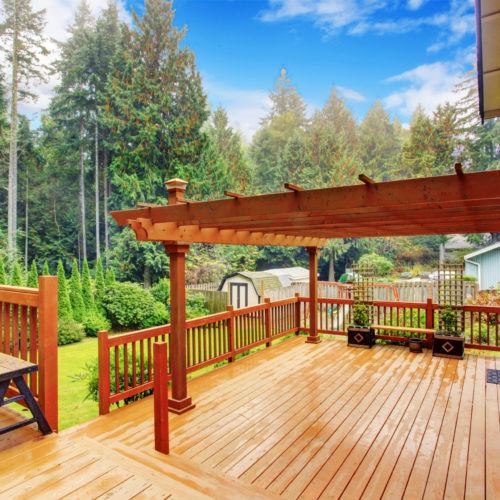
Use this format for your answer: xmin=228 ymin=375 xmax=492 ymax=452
xmin=95 ymin=119 xmax=100 ymax=259
xmin=103 ymin=148 xmax=109 ymax=266
xmin=7 ymin=18 xmax=19 ymax=260
xmin=79 ymin=115 xmax=87 ymax=261
xmin=328 ymin=250 xmax=335 ymax=282
xmin=144 ymin=264 xmax=151 ymax=289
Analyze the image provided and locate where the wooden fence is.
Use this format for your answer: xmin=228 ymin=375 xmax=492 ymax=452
xmin=0 ymin=277 xmax=58 ymax=431
xmin=187 ymin=289 xmax=227 ymax=313
xmin=98 ymin=293 xmax=500 ymax=414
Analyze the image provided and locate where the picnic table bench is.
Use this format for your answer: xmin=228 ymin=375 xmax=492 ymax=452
xmin=0 ymin=353 xmax=52 ymax=435
xmin=371 ymin=324 xmax=436 ymax=347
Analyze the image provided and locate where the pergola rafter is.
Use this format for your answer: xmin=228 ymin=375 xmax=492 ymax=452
xmin=111 ymin=169 xmax=500 ymax=414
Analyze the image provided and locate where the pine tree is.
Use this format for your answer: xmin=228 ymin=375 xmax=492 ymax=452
xmin=26 ymin=259 xmax=38 ymax=288
xmin=0 ymin=256 xmax=5 ymax=284
xmin=69 ymin=259 xmax=84 ymax=322
xmin=42 ymin=261 xmax=50 ymax=276
xmin=0 ymin=0 xmax=48 ymax=258
xmin=57 ymin=260 xmax=72 ymax=319
xmin=10 ymin=260 xmax=22 ymax=286
xmin=81 ymin=258 xmax=94 ymax=311
xmin=94 ymin=257 xmax=105 ymax=310
xmin=105 ymin=266 xmax=115 ymax=286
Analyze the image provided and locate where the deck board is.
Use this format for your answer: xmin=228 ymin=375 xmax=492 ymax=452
xmin=1 ymin=335 xmax=499 ymax=499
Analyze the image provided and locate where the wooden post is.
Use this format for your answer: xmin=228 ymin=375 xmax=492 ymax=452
xmin=426 ymin=297 xmax=434 ymax=348
xmin=295 ymin=292 xmax=301 ymax=334
xmin=306 ymin=247 xmax=321 ymax=344
xmin=165 ymin=244 xmax=194 ymax=414
xmin=227 ymin=305 xmax=235 ymax=362
xmin=38 ymin=276 xmax=58 ymax=432
xmin=265 ymin=298 xmax=272 ymax=347
xmin=154 ymin=342 xmax=169 ymax=454
xmin=98 ymin=330 xmax=110 ymax=415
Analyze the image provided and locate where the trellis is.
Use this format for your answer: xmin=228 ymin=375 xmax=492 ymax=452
xmin=352 ymin=262 xmax=375 ymax=323
xmin=437 ymin=263 xmax=464 ymax=331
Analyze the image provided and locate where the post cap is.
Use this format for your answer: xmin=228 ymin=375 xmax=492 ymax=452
xmin=164 ymin=178 xmax=188 ymax=191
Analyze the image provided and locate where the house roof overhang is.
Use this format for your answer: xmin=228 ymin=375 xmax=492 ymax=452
xmin=475 ymin=0 xmax=500 ymax=121
xmin=111 ymin=170 xmax=500 ymax=248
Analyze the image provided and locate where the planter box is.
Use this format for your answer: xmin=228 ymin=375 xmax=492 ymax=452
xmin=347 ymin=326 xmax=374 ymax=348
xmin=432 ymin=332 xmax=464 ymax=359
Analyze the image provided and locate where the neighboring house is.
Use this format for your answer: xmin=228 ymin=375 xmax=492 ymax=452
xmin=464 ymin=241 xmax=500 ymax=290
xmin=444 ymin=234 xmax=477 ymax=261
xmin=218 ymin=271 xmax=282 ymax=308
xmin=266 ymin=267 xmax=309 ymax=286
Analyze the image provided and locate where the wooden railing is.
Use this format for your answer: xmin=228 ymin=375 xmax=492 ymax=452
xmin=98 ymin=296 xmax=299 ymax=413
xmin=0 ymin=277 xmax=58 ymax=431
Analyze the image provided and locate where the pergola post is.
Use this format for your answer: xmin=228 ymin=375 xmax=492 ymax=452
xmin=306 ymin=247 xmax=321 ymax=344
xmin=164 ymin=178 xmax=195 ymax=414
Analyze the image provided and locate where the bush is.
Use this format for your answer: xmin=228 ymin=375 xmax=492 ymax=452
xmin=151 ymin=278 xmax=170 ymax=305
xmin=186 ymin=293 xmax=209 ymax=319
xmin=58 ymin=319 xmax=84 ymax=345
xmin=358 ymin=253 xmax=394 ymax=277
xmin=83 ymin=312 xmax=111 ymax=337
xmin=103 ymin=281 xmax=168 ymax=330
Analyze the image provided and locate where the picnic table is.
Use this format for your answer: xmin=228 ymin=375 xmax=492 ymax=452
xmin=0 ymin=353 xmax=52 ymax=435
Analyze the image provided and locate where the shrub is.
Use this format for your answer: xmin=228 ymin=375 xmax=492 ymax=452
xmin=105 ymin=267 xmax=115 ymax=286
xmin=58 ymin=318 xmax=84 ymax=345
xmin=69 ymin=259 xmax=84 ymax=322
xmin=57 ymin=260 xmax=73 ymax=320
xmin=42 ymin=261 xmax=50 ymax=276
xmin=83 ymin=312 xmax=111 ymax=337
xmin=151 ymin=278 xmax=170 ymax=304
xmin=352 ymin=300 xmax=370 ymax=327
xmin=10 ymin=260 xmax=23 ymax=286
xmin=358 ymin=253 xmax=394 ymax=277
xmin=103 ymin=281 xmax=168 ymax=330
xmin=27 ymin=260 xmax=39 ymax=288
xmin=81 ymin=259 xmax=95 ymax=311
xmin=186 ymin=293 xmax=209 ymax=319
xmin=463 ymin=275 xmax=477 ymax=282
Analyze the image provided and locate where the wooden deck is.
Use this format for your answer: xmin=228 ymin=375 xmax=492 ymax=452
xmin=1 ymin=336 xmax=500 ymax=499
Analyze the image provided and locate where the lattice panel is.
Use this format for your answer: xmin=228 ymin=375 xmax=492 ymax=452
xmin=352 ymin=262 xmax=375 ymax=323
xmin=437 ymin=263 xmax=464 ymax=331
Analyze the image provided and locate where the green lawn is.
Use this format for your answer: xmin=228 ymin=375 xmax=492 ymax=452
xmin=58 ymin=339 xmax=99 ymax=430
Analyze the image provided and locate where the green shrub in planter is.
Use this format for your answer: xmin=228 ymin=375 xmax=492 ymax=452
xmin=58 ymin=319 xmax=84 ymax=345
xmin=83 ymin=312 xmax=111 ymax=337
xmin=103 ymin=282 xmax=168 ymax=330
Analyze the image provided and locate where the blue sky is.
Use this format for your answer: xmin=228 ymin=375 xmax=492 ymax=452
xmin=29 ymin=0 xmax=478 ymax=142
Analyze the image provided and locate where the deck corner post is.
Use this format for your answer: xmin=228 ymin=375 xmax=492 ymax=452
xmin=154 ymin=341 xmax=169 ymax=454
xmin=98 ymin=330 xmax=111 ymax=415
xmin=306 ymin=247 xmax=321 ymax=344
xmin=227 ymin=305 xmax=235 ymax=362
xmin=38 ymin=276 xmax=58 ymax=431
xmin=295 ymin=292 xmax=301 ymax=334
xmin=265 ymin=298 xmax=272 ymax=347
xmin=425 ymin=297 xmax=435 ymax=348
xmin=165 ymin=243 xmax=195 ymax=414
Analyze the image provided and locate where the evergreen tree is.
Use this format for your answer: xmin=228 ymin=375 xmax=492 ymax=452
xmin=358 ymin=99 xmax=400 ymax=181
xmin=81 ymin=258 xmax=94 ymax=311
xmin=10 ymin=260 xmax=22 ymax=285
xmin=42 ymin=261 xmax=50 ymax=276
xmin=105 ymin=266 xmax=115 ymax=286
xmin=27 ymin=259 xmax=38 ymax=288
xmin=94 ymin=257 xmax=105 ymax=310
xmin=276 ymin=131 xmax=315 ymax=188
xmin=57 ymin=259 xmax=72 ymax=319
xmin=0 ymin=0 xmax=48 ymax=257
xmin=0 ymin=255 xmax=5 ymax=284
xmin=69 ymin=259 xmax=84 ymax=321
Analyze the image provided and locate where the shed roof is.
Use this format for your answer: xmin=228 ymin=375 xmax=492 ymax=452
xmin=266 ymin=267 xmax=310 ymax=286
xmin=219 ymin=272 xmax=282 ymax=296
xmin=464 ymin=240 xmax=500 ymax=260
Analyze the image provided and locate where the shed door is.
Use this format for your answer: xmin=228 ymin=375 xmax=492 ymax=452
xmin=230 ymin=283 xmax=248 ymax=309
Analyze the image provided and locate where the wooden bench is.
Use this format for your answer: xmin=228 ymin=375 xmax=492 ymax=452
xmin=0 ymin=353 xmax=52 ymax=435
xmin=371 ymin=325 xmax=436 ymax=347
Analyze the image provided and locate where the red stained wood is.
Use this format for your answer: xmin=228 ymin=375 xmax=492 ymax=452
xmin=154 ymin=342 xmax=169 ymax=454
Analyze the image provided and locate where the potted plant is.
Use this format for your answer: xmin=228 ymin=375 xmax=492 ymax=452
xmin=433 ymin=305 xmax=464 ymax=359
xmin=348 ymin=300 xmax=374 ymax=348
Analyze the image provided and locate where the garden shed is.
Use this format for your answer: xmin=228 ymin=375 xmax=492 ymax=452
xmin=464 ymin=241 xmax=500 ymax=290
xmin=266 ymin=266 xmax=310 ymax=286
xmin=218 ymin=271 xmax=282 ymax=308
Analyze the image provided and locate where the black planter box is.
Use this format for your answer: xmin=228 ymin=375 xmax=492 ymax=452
xmin=347 ymin=326 xmax=374 ymax=348
xmin=432 ymin=332 xmax=464 ymax=359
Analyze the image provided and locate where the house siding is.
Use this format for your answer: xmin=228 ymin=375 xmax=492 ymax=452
xmin=466 ymin=246 xmax=500 ymax=290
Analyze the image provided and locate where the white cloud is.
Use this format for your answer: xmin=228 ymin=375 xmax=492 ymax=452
xmin=337 ymin=86 xmax=367 ymax=102
xmin=203 ymin=78 xmax=272 ymax=143
xmin=407 ymin=0 xmax=428 ymax=10
xmin=383 ymin=61 xmax=463 ymax=117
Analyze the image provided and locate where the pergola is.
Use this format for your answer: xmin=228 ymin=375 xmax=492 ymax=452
xmin=112 ymin=168 xmax=500 ymax=413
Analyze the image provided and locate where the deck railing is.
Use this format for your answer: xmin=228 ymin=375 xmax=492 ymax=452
xmin=98 ymin=293 xmax=500 ymax=414
xmin=0 ymin=277 xmax=58 ymax=431
xmin=98 ymin=296 xmax=300 ymax=413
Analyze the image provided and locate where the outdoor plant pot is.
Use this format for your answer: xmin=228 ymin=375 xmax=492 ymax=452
xmin=347 ymin=326 xmax=374 ymax=348
xmin=432 ymin=332 xmax=464 ymax=359
xmin=409 ymin=337 xmax=423 ymax=353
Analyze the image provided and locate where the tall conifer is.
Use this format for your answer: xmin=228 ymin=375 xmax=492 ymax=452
xmin=27 ymin=259 xmax=38 ymax=288
xmin=57 ymin=260 xmax=72 ymax=319
xmin=81 ymin=258 xmax=94 ymax=311
xmin=69 ymin=259 xmax=84 ymax=321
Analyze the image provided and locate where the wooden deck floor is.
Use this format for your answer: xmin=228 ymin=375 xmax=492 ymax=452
xmin=1 ymin=336 xmax=499 ymax=499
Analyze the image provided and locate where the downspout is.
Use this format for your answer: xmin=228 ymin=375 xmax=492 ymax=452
xmin=464 ymin=258 xmax=481 ymax=290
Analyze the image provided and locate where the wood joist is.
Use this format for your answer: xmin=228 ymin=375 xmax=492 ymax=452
xmin=112 ymin=170 xmax=500 ymax=246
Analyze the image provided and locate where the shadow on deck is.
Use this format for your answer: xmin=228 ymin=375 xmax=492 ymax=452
xmin=1 ymin=336 xmax=500 ymax=499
